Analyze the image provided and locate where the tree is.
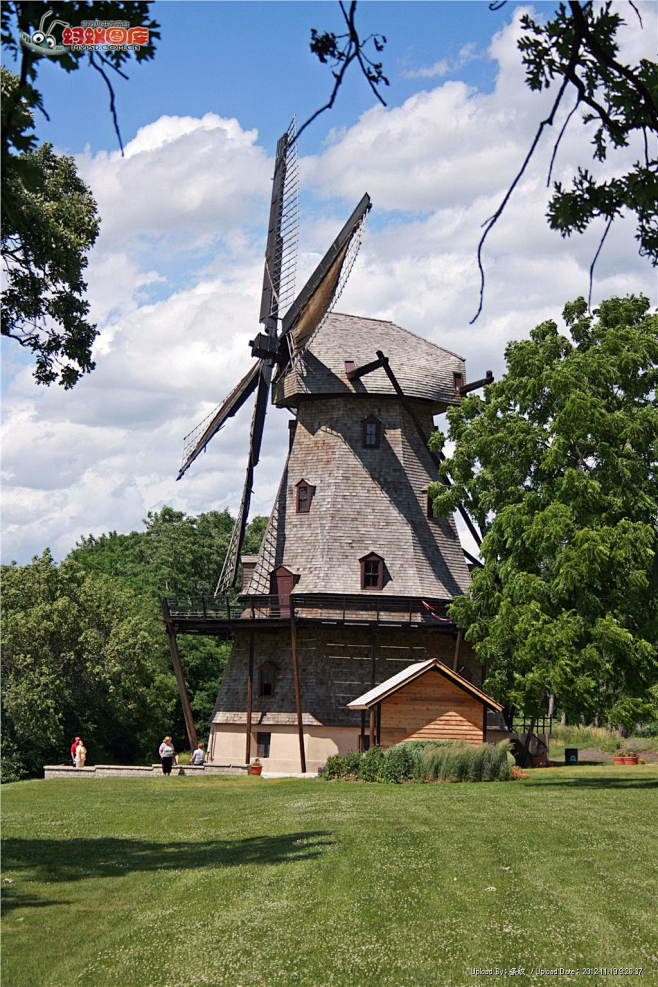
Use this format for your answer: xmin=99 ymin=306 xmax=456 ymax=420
xmin=2 ymin=68 xmax=100 ymax=387
xmin=305 ymin=2 xmax=657 ymax=319
xmin=429 ymin=295 xmax=658 ymax=730
xmin=69 ymin=507 xmax=268 ymax=746
xmin=1 ymin=4 xmax=160 ymax=385
xmin=1 ymin=550 xmax=177 ymax=782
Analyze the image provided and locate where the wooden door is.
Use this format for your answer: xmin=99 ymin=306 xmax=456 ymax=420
xmin=270 ymin=565 xmax=295 ymax=617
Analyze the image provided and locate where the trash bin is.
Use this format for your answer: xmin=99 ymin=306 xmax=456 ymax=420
xmin=565 ymin=748 xmax=578 ymax=764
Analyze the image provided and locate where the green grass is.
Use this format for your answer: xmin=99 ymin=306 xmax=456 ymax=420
xmin=548 ymin=725 xmax=658 ymax=762
xmin=3 ymin=767 xmax=658 ymax=987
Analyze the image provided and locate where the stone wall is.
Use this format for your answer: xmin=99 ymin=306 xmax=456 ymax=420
xmin=43 ymin=764 xmax=248 ymax=779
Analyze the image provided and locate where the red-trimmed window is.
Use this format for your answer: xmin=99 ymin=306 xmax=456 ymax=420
xmin=360 ymin=552 xmax=385 ymax=591
xmin=296 ymin=479 xmax=315 ymax=513
xmin=362 ymin=416 xmax=381 ymax=449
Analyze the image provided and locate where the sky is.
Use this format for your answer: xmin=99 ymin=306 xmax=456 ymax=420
xmin=2 ymin=0 xmax=656 ymax=566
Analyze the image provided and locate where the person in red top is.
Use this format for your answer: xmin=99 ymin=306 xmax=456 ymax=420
xmin=71 ymin=737 xmax=81 ymax=766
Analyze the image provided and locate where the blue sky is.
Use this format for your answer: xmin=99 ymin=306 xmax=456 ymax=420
xmin=31 ymin=2 xmax=514 ymax=156
xmin=2 ymin=2 xmax=656 ymax=565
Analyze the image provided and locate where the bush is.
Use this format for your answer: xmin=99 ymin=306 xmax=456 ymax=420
xmin=635 ymin=722 xmax=658 ymax=738
xmin=358 ymin=746 xmax=386 ymax=782
xmin=376 ymin=744 xmax=416 ymax=784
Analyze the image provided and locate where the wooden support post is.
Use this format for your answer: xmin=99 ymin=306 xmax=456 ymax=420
xmin=289 ymin=612 xmax=306 ymax=772
xmin=376 ymin=703 xmax=381 ymax=746
xmin=245 ymin=630 xmax=255 ymax=765
xmin=161 ymin=602 xmax=198 ymax=753
xmin=369 ymin=640 xmax=376 ymax=747
xmin=453 ymin=628 xmax=462 ymax=671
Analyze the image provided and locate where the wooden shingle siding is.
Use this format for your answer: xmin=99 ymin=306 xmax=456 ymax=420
xmin=245 ymin=394 xmax=470 ymax=599
xmin=380 ymin=673 xmax=484 ymax=745
xmin=212 ymin=627 xmax=482 ymax=729
xmin=274 ymin=313 xmax=466 ymax=409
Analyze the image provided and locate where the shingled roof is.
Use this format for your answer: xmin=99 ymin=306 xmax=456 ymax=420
xmin=274 ymin=312 xmax=465 ymax=409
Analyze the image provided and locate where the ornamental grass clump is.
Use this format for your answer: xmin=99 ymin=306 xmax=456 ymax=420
xmin=420 ymin=740 xmax=512 ymax=782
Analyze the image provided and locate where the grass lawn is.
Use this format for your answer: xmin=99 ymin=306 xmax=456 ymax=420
xmin=2 ymin=766 xmax=657 ymax=987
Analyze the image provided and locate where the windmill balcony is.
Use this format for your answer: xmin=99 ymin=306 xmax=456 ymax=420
xmin=162 ymin=593 xmax=457 ymax=634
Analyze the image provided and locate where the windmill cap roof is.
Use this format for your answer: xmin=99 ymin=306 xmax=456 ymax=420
xmin=275 ymin=312 xmax=466 ymax=407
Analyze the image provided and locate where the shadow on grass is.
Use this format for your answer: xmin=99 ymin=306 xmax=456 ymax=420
xmin=1 ymin=830 xmax=333 ymax=905
xmin=524 ymin=773 xmax=657 ymax=790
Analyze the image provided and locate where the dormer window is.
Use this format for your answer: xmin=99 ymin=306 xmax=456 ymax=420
xmin=453 ymin=372 xmax=465 ymax=396
xmin=363 ymin=416 xmax=381 ymax=449
xmin=360 ymin=552 xmax=385 ymax=591
xmin=258 ymin=662 xmax=278 ymax=698
xmin=296 ymin=479 xmax=315 ymax=513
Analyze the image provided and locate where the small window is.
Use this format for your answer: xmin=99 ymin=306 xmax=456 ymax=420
xmin=427 ymin=493 xmax=434 ymax=519
xmin=453 ymin=371 xmax=465 ymax=395
xmin=360 ymin=552 xmax=385 ymax=591
xmin=295 ymin=479 xmax=315 ymax=513
xmin=258 ymin=662 xmax=277 ymax=698
xmin=362 ymin=416 xmax=381 ymax=449
xmin=256 ymin=732 xmax=271 ymax=758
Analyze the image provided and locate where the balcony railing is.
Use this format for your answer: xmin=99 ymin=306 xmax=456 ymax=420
xmin=164 ymin=594 xmax=455 ymax=627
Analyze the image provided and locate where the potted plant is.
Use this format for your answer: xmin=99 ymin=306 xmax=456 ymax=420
xmin=613 ymin=753 xmax=627 ymax=764
xmin=248 ymin=758 xmax=263 ymax=776
xmin=622 ymin=752 xmax=639 ymax=765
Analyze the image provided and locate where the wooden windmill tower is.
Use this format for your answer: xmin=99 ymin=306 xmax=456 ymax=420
xmin=162 ymin=124 xmax=500 ymax=772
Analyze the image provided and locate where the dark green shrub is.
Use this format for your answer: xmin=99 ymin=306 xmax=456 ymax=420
xmin=323 ymin=751 xmax=363 ymax=779
xmin=377 ymin=745 xmax=416 ymax=783
xmin=323 ymin=754 xmax=347 ymax=779
xmin=343 ymin=752 xmax=363 ymax=775
xmin=358 ymin=746 xmax=385 ymax=782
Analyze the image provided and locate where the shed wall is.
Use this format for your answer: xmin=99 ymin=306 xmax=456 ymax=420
xmin=380 ymin=671 xmax=484 ymax=746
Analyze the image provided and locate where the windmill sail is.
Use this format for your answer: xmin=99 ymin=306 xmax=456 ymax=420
xmin=215 ymin=360 xmax=273 ymax=594
xmin=177 ymin=360 xmax=261 ymax=481
xmin=281 ymin=193 xmax=371 ymax=356
xmin=212 ymin=122 xmax=298 ymax=592
xmin=260 ymin=118 xmax=299 ymax=327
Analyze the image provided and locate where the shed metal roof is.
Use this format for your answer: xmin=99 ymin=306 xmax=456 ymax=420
xmin=346 ymin=658 xmax=504 ymax=711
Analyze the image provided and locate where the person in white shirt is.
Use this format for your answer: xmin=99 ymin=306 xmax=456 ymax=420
xmin=191 ymin=742 xmax=205 ymax=766
xmin=158 ymin=736 xmax=176 ymax=775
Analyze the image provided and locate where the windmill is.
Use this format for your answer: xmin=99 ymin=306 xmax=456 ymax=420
xmin=177 ymin=119 xmax=371 ymax=596
xmin=163 ymin=123 xmax=497 ymax=771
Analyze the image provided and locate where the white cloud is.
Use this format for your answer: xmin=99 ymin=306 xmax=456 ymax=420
xmin=2 ymin=5 xmax=656 ymax=565
xmin=402 ymin=42 xmax=483 ymax=79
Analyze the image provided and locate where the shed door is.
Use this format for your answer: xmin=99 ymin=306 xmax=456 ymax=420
xmin=270 ymin=565 xmax=295 ymax=617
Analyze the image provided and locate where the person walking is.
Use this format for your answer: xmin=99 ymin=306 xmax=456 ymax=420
xmin=71 ymin=737 xmax=81 ymax=766
xmin=191 ymin=742 xmax=205 ymax=766
xmin=158 ymin=736 xmax=176 ymax=775
xmin=75 ymin=740 xmax=87 ymax=768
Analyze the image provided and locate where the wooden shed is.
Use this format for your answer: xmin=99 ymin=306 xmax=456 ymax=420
xmin=347 ymin=658 xmax=503 ymax=748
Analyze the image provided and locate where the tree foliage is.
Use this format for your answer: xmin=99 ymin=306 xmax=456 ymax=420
xmin=519 ymin=1 xmax=658 ymax=264
xmin=1 ymin=3 xmax=160 ymax=386
xmin=306 ymin=2 xmax=657 ymax=319
xmin=1 ymin=509 xmax=267 ymax=780
xmin=1 ymin=550 xmax=177 ymax=782
xmin=429 ymin=295 xmax=658 ymax=728
xmin=2 ymin=69 xmax=100 ymax=387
